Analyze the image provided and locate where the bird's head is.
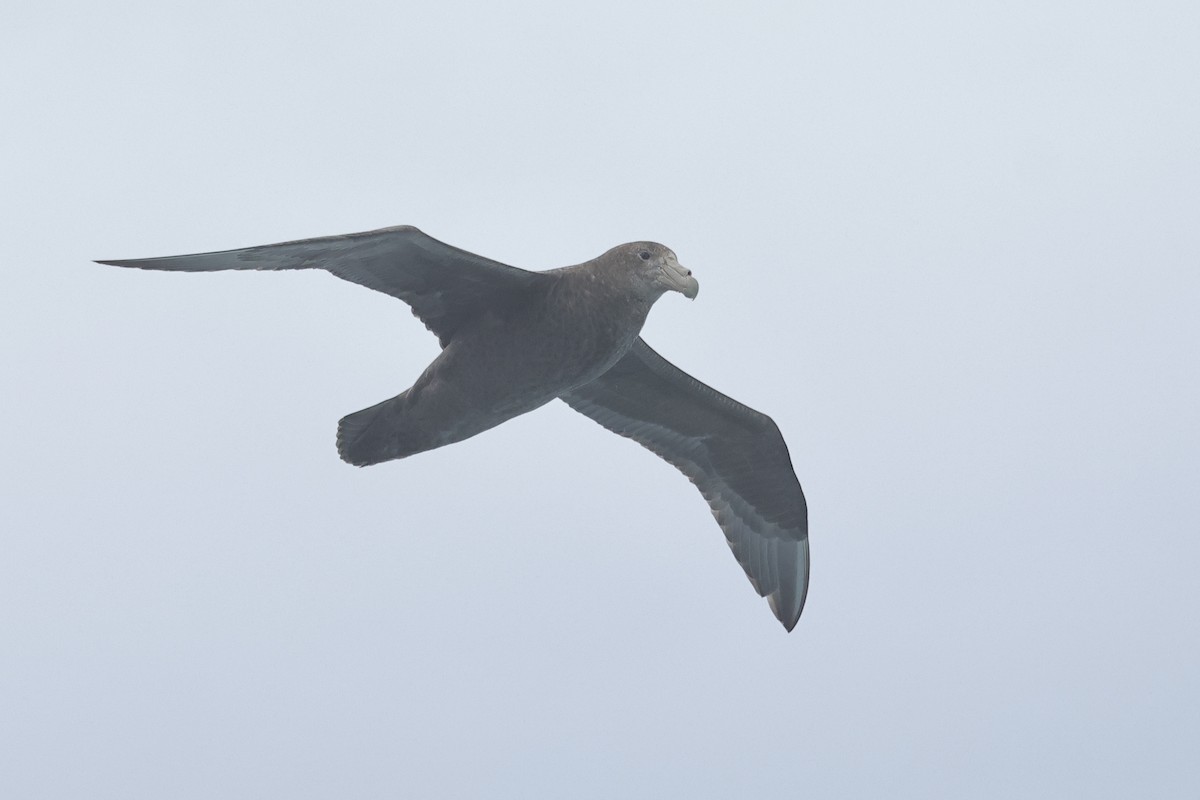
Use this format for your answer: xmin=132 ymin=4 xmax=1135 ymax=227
xmin=608 ymin=242 xmax=699 ymax=301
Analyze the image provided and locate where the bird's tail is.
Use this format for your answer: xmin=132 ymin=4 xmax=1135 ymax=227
xmin=336 ymin=393 xmax=422 ymax=467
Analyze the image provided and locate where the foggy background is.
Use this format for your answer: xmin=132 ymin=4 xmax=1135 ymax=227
xmin=3 ymin=2 xmax=1198 ymax=797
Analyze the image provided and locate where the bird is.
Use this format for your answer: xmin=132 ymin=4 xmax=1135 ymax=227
xmin=99 ymin=226 xmax=809 ymax=630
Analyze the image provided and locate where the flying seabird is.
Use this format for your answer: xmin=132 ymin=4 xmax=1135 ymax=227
xmin=99 ymin=226 xmax=810 ymax=630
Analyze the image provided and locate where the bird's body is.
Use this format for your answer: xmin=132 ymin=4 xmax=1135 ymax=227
xmin=100 ymin=226 xmax=810 ymax=630
xmin=339 ymin=264 xmax=651 ymax=464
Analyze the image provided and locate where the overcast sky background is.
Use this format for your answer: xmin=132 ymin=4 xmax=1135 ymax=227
xmin=3 ymin=2 xmax=1198 ymax=797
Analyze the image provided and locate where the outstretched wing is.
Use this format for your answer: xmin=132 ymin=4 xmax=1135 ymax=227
xmin=561 ymin=338 xmax=809 ymax=631
xmin=98 ymin=225 xmax=549 ymax=347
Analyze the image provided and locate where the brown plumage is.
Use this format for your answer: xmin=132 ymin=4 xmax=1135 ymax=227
xmin=98 ymin=226 xmax=809 ymax=630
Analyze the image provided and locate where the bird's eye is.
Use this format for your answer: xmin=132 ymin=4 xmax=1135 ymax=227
xmin=639 ymin=250 xmax=651 ymax=261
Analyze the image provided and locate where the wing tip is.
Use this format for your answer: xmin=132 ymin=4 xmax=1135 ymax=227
xmin=767 ymin=536 xmax=810 ymax=633
xmin=96 ymin=257 xmax=174 ymax=270
xmin=769 ymin=593 xmax=804 ymax=632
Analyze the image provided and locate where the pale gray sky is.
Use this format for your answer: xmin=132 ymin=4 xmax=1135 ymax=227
xmin=3 ymin=2 xmax=1199 ymax=797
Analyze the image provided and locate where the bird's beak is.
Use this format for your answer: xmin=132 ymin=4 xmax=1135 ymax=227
xmin=660 ymin=261 xmax=699 ymax=300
